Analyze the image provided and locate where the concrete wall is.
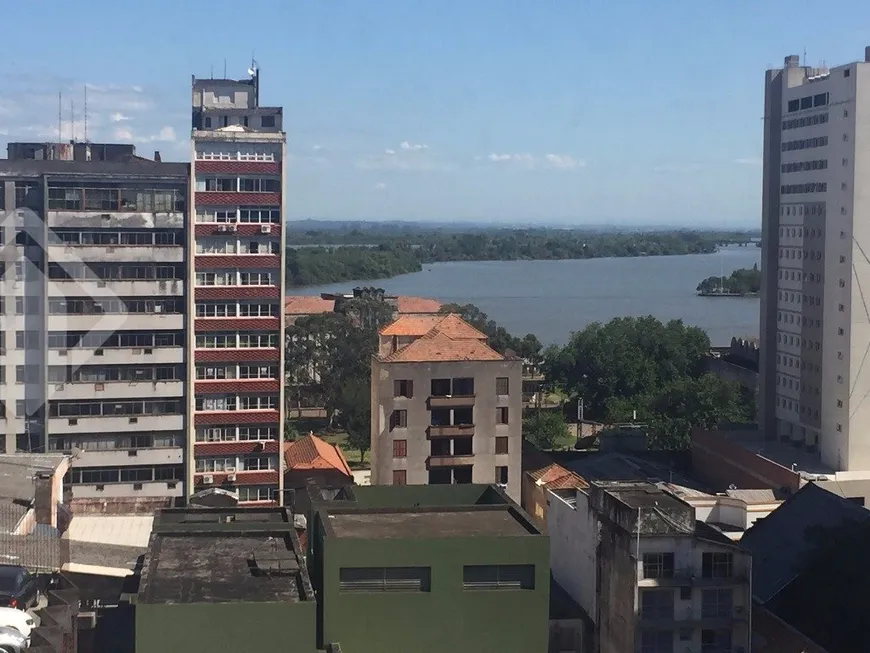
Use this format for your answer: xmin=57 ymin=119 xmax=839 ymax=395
xmin=547 ymin=490 xmax=599 ymax=627
xmin=317 ymin=520 xmax=550 ymax=653
xmin=370 ymin=358 xmax=523 ymax=501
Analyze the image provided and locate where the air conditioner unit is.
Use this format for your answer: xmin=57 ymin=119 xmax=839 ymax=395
xmin=224 ymin=466 xmax=237 ymax=474
xmin=228 ymin=224 xmax=238 ymax=232
xmin=203 ymin=474 xmax=214 ymax=485
xmin=260 ymin=224 xmax=272 ymax=234
xmin=217 ymin=225 xmax=228 ymax=232
xmin=227 ymin=473 xmax=237 ymax=482
xmin=54 ymin=384 xmax=65 ymax=391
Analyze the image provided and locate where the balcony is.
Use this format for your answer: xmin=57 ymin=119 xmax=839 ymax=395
xmin=427 ymin=395 xmax=475 ymax=409
xmin=637 ymin=568 xmax=748 ymax=588
xmin=49 ymin=380 xmax=184 ymax=401
xmin=48 ymin=279 xmax=184 ymax=297
xmin=427 ymin=454 xmax=475 ymax=468
xmin=637 ymin=604 xmax=749 ymax=627
xmin=49 ymin=244 xmax=183 ymax=263
xmin=427 ymin=424 xmax=475 ymax=438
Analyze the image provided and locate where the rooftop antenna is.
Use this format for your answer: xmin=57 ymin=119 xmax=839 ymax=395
xmin=83 ymin=84 xmax=88 ymax=143
xmin=210 ymin=63 xmax=214 ymax=79
xmin=57 ymin=91 xmax=62 ymax=147
xmin=223 ymin=58 xmax=227 ymax=78
xmin=803 ymin=47 xmax=807 ymax=67
xmin=70 ymin=99 xmax=75 ymax=144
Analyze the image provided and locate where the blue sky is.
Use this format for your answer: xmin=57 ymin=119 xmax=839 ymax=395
xmin=1 ymin=0 xmax=868 ymax=226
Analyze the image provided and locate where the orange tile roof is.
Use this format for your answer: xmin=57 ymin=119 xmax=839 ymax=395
xmin=283 ymin=434 xmax=353 ymax=477
xmin=284 ymin=296 xmax=336 ymax=315
xmin=379 ymin=313 xmax=488 ymax=340
xmin=382 ymin=331 xmax=504 ymax=363
xmin=379 ymin=314 xmax=446 ymax=337
xmin=529 ymin=463 xmax=588 ymax=490
xmin=395 ymin=296 xmax=442 ymax=314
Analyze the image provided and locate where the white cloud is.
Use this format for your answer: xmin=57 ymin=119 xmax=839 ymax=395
xmin=384 ymin=148 xmax=396 ymax=156
xmin=109 ymin=112 xmax=130 ymax=122
xmin=312 ymin=144 xmax=323 ymax=151
xmin=111 ymin=125 xmax=177 ymax=144
xmin=0 ymin=128 xmax=8 ymax=137
xmin=733 ymin=157 xmax=762 ymax=166
xmin=544 ymin=153 xmax=585 ymax=169
xmin=483 ymin=152 xmax=585 ymax=170
xmin=112 ymin=127 xmax=134 ymax=141
xmin=374 ymin=182 xmax=387 ymax=190
xmin=400 ymin=141 xmax=428 ymax=151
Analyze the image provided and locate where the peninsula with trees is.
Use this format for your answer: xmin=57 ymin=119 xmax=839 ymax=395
xmin=696 ymin=264 xmax=761 ymax=297
xmin=285 ymin=226 xmax=760 ymax=287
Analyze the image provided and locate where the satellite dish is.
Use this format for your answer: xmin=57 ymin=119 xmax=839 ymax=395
xmin=248 ymin=67 xmax=257 ymax=77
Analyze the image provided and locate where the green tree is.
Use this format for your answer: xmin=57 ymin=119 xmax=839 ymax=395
xmin=543 ymin=316 xmax=751 ymax=450
xmin=337 ymin=379 xmax=371 ymax=464
xmin=523 ymin=410 xmax=569 ymax=450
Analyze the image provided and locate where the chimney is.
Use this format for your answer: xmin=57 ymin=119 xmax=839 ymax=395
xmin=784 ymin=54 xmax=800 ymax=68
xmin=154 ymin=150 xmax=162 ymax=162
xmin=34 ymin=471 xmax=55 ymax=527
xmin=865 ymin=46 xmax=870 ymax=63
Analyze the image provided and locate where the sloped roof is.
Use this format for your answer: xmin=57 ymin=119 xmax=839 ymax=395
xmin=740 ymin=482 xmax=870 ymax=603
xmin=379 ymin=313 xmax=488 ymax=340
xmin=529 ymin=463 xmax=588 ymax=491
xmin=283 ymin=435 xmax=353 ymax=478
xmin=395 ymin=296 xmax=442 ymax=314
xmin=382 ymin=332 xmax=504 ymax=363
xmin=284 ymin=296 xmax=336 ymax=315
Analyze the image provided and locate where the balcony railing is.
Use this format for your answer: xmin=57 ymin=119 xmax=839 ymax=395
xmin=638 ymin=567 xmax=746 ymax=586
xmin=427 ymin=395 xmax=475 ymax=409
xmin=427 ymin=454 xmax=474 ymax=468
xmin=427 ymin=424 xmax=475 ymax=438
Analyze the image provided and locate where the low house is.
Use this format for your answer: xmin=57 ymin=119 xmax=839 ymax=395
xmin=284 ymin=434 xmax=353 ymax=491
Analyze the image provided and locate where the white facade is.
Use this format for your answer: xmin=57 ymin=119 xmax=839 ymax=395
xmin=760 ymin=47 xmax=870 ymax=471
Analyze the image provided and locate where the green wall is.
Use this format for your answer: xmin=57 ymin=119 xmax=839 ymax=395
xmin=347 ymin=483 xmax=507 ymax=508
xmin=136 ymin=601 xmax=317 ymax=653
xmin=319 ymin=532 xmax=549 ymax=653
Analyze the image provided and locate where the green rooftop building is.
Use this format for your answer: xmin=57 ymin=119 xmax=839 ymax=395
xmin=306 ymin=483 xmax=550 ymax=653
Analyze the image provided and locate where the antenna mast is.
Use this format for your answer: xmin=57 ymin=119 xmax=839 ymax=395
xmin=57 ymin=92 xmax=62 ymax=147
xmin=84 ymin=85 xmax=88 ymax=143
xmin=70 ymin=99 xmax=75 ymax=144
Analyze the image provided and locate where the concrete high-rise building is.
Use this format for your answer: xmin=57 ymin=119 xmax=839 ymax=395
xmin=759 ymin=47 xmax=870 ymax=471
xmin=188 ymin=68 xmax=287 ymax=504
xmin=0 ymin=142 xmax=187 ymax=498
xmin=370 ymin=314 xmax=523 ymax=501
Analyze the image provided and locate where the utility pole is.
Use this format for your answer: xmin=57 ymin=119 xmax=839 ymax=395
xmin=576 ymin=397 xmax=584 ymax=441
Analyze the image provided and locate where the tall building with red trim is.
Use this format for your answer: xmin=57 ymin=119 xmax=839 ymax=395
xmin=187 ymin=67 xmax=286 ymax=504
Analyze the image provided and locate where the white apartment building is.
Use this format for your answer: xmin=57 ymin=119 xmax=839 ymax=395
xmin=548 ymin=482 xmax=752 ymax=653
xmin=759 ymin=46 xmax=870 ymax=472
xmin=0 ymin=142 xmax=187 ymax=497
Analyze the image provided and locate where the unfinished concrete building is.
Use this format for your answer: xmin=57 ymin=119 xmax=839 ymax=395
xmin=0 ymin=142 xmax=187 ymax=498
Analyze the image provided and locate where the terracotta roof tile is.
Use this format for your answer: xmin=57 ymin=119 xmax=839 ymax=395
xmin=529 ymin=463 xmax=588 ymax=490
xmin=382 ymin=332 xmax=504 ymax=363
xmin=423 ymin=313 xmax=488 ymax=340
xmin=283 ymin=434 xmax=353 ymax=477
xmin=284 ymin=296 xmax=336 ymax=315
xmin=395 ymin=296 xmax=442 ymax=314
xmin=379 ymin=315 xmax=446 ymax=337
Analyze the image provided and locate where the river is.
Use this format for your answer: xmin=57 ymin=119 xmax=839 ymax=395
xmin=296 ymin=246 xmax=761 ymax=346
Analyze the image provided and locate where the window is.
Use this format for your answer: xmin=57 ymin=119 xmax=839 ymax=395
xmin=390 ymin=410 xmax=407 ymax=430
xmin=392 ymin=470 xmax=407 ymax=486
xmin=393 ymin=380 xmax=413 ymax=398
xmin=640 ymin=589 xmax=674 ymax=619
xmin=643 ymin=552 xmax=675 ymax=579
xmin=496 ymin=377 xmax=509 ymax=395
xmin=496 ymin=407 xmax=509 ymax=425
xmin=240 ymin=271 xmax=273 ymax=286
xmin=680 ymin=586 xmax=692 ymax=601
xmin=495 ymin=466 xmax=508 ymax=484
xmin=237 ymin=486 xmax=273 ymax=502
xmin=392 ymin=439 xmax=407 ymax=458
xmin=701 ymin=589 xmax=733 ymax=618
xmin=495 ymin=436 xmax=509 ymax=454
xmin=701 ymin=552 xmax=733 ymax=579
xmin=339 ymin=567 xmax=430 ymax=593
xmin=701 ymin=629 xmax=732 ymax=653
xmin=639 ymin=630 xmax=674 ymax=653
xmin=462 ymin=565 xmax=534 ymax=590
xmin=261 ymin=115 xmax=276 ymax=128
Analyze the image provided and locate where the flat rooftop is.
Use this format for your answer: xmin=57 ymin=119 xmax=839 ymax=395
xmin=726 ymin=432 xmax=835 ymax=476
xmin=327 ymin=507 xmax=536 ymax=539
xmin=603 ymin=484 xmax=687 ymax=512
xmin=138 ymin=507 xmax=313 ymax=605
